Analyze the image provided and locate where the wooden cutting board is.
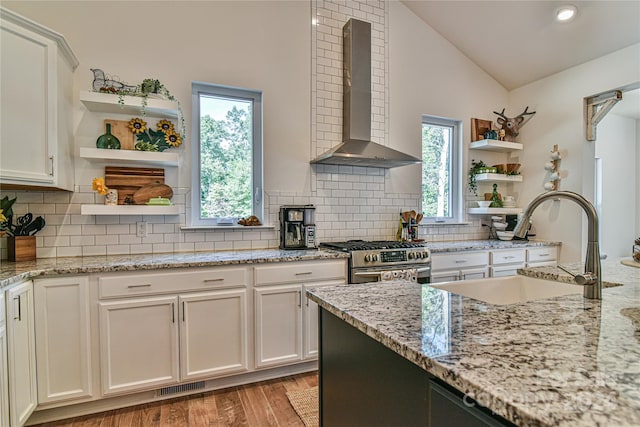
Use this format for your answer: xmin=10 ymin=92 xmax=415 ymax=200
xmin=104 ymin=119 xmax=135 ymax=150
xmin=105 ymin=166 xmax=165 ymax=205
xmin=133 ymin=183 xmax=173 ymax=204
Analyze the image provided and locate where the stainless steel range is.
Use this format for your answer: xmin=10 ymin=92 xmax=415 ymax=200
xmin=320 ymin=240 xmax=431 ymax=284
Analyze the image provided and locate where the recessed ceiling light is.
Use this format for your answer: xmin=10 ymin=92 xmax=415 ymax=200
xmin=556 ymin=5 xmax=577 ymax=22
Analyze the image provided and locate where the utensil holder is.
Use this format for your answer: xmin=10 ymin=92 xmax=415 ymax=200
xmin=8 ymin=236 xmax=36 ymax=262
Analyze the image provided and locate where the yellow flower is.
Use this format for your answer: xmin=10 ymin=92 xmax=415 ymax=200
xmin=0 ymin=209 xmax=6 ymax=223
xmin=128 ymin=118 xmax=147 ymax=134
xmin=164 ymin=131 xmax=182 ymax=147
xmin=157 ymin=119 xmax=175 ymax=133
xmin=92 ymin=177 xmax=109 ymax=196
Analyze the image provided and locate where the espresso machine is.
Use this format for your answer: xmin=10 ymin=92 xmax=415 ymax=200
xmin=279 ymin=205 xmax=317 ymax=249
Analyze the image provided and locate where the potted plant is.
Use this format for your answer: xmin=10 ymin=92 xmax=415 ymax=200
xmin=1 ymin=196 xmax=46 ymax=261
xmin=468 ymin=159 xmax=487 ymax=196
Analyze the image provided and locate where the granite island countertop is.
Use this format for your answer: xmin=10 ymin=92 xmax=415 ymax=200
xmin=307 ymin=258 xmax=640 ymax=427
xmin=0 ymin=248 xmax=349 ymax=289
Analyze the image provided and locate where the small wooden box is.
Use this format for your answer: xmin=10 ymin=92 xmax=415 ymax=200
xmin=8 ymin=236 xmax=36 ymax=262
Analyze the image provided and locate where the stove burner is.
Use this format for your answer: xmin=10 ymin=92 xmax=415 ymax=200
xmin=321 ymin=240 xmax=427 ymax=252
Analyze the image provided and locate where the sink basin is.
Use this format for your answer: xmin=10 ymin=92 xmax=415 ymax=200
xmin=429 ymin=275 xmax=583 ymax=305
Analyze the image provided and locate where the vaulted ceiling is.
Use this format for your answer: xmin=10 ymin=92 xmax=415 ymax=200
xmin=401 ymin=1 xmax=640 ymax=91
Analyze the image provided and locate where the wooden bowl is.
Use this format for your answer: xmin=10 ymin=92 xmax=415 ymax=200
xmin=506 ymin=163 xmax=521 ymax=174
xmin=492 ymin=164 xmax=506 ymax=174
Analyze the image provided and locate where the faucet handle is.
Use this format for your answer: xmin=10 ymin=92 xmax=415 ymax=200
xmin=557 ymin=265 xmax=598 ymax=286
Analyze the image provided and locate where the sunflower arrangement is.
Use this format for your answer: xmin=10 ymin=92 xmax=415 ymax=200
xmin=92 ymin=177 xmax=109 ymax=195
xmin=128 ymin=117 xmax=183 ymax=152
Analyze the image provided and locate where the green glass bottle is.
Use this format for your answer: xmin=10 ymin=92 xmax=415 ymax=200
xmin=96 ymin=123 xmax=121 ymax=149
xmin=490 ymin=183 xmax=503 ymax=208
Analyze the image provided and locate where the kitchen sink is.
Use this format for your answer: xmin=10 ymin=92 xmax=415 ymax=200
xmin=429 ymin=275 xmax=583 ymax=305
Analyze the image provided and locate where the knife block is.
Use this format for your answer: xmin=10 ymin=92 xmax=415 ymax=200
xmin=8 ymin=236 xmax=36 ymax=262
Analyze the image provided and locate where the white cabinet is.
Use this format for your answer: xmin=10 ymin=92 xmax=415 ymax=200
xmin=303 ymin=281 xmax=343 ymax=359
xmin=254 ymin=284 xmax=303 ymax=368
xmin=99 ymin=296 xmax=179 ymax=396
xmin=431 ymin=252 xmax=489 ymax=283
xmin=5 ymin=280 xmax=37 ymax=427
xmin=489 ymin=249 xmax=526 ymax=277
xmin=97 ymin=266 xmax=249 ymax=396
xmin=527 ymin=246 xmax=558 ymax=267
xmin=253 ymin=260 xmax=347 ymax=368
xmin=180 ymin=289 xmax=247 ymax=381
xmin=34 ymin=276 xmax=92 ymax=404
xmin=0 ymin=8 xmax=78 ymax=191
xmin=0 ymin=292 xmax=9 ymax=427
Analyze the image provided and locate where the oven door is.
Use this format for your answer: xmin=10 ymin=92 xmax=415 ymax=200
xmin=351 ymin=266 xmax=431 ymax=284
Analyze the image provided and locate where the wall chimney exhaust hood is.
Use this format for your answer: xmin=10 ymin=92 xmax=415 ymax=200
xmin=310 ymin=18 xmax=421 ymax=169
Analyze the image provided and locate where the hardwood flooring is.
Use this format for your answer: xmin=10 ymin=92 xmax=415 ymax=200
xmin=31 ymin=372 xmax=317 ymax=427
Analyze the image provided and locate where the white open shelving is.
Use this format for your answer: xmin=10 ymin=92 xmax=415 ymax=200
xmin=80 ymin=205 xmax=179 ymax=216
xmin=467 ymin=207 xmax=523 ymax=215
xmin=80 ymin=90 xmax=179 ymax=118
xmin=469 ymin=139 xmax=523 ymax=152
xmin=474 ymin=173 xmax=523 ymax=182
xmin=79 ymin=147 xmax=179 ymax=166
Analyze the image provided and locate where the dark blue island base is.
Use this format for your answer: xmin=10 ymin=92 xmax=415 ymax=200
xmin=318 ymin=308 xmax=515 ymax=427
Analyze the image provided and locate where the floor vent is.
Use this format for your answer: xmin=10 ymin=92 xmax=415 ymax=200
xmin=157 ymin=381 xmax=205 ymax=397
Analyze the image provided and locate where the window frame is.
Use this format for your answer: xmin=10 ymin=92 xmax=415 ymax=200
xmin=420 ymin=115 xmax=463 ymax=224
xmin=190 ymin=82 xmax=263 ymax=227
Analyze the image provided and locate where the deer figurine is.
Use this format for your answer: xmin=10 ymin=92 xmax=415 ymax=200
xmin=493 ymin=107 xmax=536 ymax=142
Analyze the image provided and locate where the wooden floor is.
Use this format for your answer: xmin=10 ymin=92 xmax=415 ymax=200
xmin=31 ymin=372 xmax=317 ymax=427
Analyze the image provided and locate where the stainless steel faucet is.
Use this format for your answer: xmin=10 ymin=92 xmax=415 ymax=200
xmin=514 ymin=190 xmax=602 ymax=299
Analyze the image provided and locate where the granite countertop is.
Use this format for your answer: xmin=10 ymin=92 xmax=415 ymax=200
xmin=0 ymin=239 xmax=557 ymax=289
xmin=307 ymin=259 xmax=640 ymax=427
xmin=428 ymin=239 xmax=560 ymax=253
xmin=0 ymin=249 xmax=349 ymax=289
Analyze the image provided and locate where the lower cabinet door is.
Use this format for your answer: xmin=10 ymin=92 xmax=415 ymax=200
xmin=490 ymin=264 xmax=525 ymax=278
xmin=303 ymin=280 xmax=344 ymax=360
xmin=460 ymin=267 xmax=489 ymax=281
xmin=179 ymin=289 xmax=247 ymax=381
xmin=6 ymin=281 xmax=37 ymax=427
xmin=34 ymin=276 xmax=92 ymax=404
xmin=99 ymin=296 xmax=179 ymax=395
xmin=431 ymin=270 xmax=461 ymax=283
xmin=254 ymin=284 xmax=303 ymax=368
xmin=0 ymin=323 xmax=9 ymax=427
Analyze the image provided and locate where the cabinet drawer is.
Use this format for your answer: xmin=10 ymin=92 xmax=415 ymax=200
xmin=431 ymin=251 xmax=488 ymax=271
xmin=527 ymin=247 xmax=557 ymax=263
xmin=490 ymin=249 xmax=526 ymax=265
xmin=490 ymin=264 xmax=525 ymax=277
xmin=98 ymin=267 xmax=248 ymax=299
xmin=254 ymin=260 xmax=346 ymax=286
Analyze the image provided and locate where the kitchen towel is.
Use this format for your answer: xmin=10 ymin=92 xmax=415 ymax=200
xmin=380 ymin=269 xmax=418 ymax=282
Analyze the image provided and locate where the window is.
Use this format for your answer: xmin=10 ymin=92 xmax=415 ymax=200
xmin=421 ymin=115 xmax=462 ymax=223
xmin=191 ymin=82 xmax=263 ymax=226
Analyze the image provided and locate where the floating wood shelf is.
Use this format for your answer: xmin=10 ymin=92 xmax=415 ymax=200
xmin=79 ymin=147 xmax=179 ymax=166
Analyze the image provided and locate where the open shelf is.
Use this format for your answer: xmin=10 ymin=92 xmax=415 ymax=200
xmin=468 ymin=207 xmax=523 ymax=215
xmin=79 ymin=147 xmax=179 ymax=166
xmin=474 ymin=173 xmax=523 ymax=182
xmin=80 ymin=205 xmax=179 ymax=216
xmin=80 ymin=90 xmax=179 ymax=118
xmin=469 ymin=139 xmax=523 ymax=152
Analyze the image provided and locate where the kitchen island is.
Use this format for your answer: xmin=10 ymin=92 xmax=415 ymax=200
xmin=307 ymin=259 xmax=640 ymax=426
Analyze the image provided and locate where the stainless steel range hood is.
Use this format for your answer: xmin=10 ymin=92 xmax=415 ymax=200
xmin=311 ymin=18 xmax=421 ymax=169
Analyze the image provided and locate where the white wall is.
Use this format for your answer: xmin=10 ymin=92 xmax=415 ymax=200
xmin=637 ymin=119 xmax=640 ymax=236
xmin=596 ymin=113 xmax=637 ymax=258
xmin=509 ymin=44 xmax=640 ymax=263
xmin=2 ymin=1 xmax=312 ymax=195
xmin=388 ymin=0 xmax=509 ymax=197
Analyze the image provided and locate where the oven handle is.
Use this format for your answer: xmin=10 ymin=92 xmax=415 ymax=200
xmin=354 ymin=266 xmax=431 ymax=278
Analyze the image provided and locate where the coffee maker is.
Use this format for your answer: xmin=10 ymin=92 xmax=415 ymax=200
xmin=279 ymin=205 xmax=317 ymax=250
